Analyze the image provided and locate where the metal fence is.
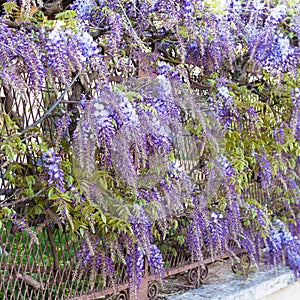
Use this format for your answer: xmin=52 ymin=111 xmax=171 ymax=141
xmin=0 ymin=81 xmax=298 ymax=300
xmin=0 ymin=217 xmax=251 ymax=300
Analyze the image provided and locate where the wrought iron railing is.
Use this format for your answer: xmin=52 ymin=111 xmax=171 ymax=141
xmin=0 ymin=218 xmax=252 ymax=300
xmin=1 ymin=79 xmax=297 ymax=300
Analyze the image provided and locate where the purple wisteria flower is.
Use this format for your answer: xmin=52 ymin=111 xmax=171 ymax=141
xmin=19 ymin=30 xmax=46 ymax=90
xmin=257 ymin=151 xmax=272 ymax=188
xmin=108 ymin=11 xmax=123 ymax=54
xmin=246 ymin=106 xmax=260 ymax=123
xmin=136 ymin=246 xmax=144 ymax=285
xmin=252 ymin=0 xmax=264 ymax=10
xmin=181 ymin=0 xmax=195 ymax=19
xmin=186 ymin=40 xmax=201 ymax=64
xmin=149 ymin=244 xmax=164 ymax=279
xmin=273 ymin=124 xmax=285 ymax=144
xmin=263 ymin=33 xmax=295 ymax=72
xmin=168 ymin=161 xmax=183 ymax=180
xmin=205 ymin=211 xmax=230 ymax=253
xmin=247 ymin=204 xmax=267 ymax=227
xmin=92 ymin=100 xmax=116 ymax=146
xmin=45 ymin=29 xmax=71 ymax=82
xmin=157 ymin=61 xmax=180 ymax=80
xmin=76 ymin=236 xmax=114 ymax=278
xmin=265 ymin=5 xmax=287 ymax=28
xmin=45 ymin=28 xmax=89 ymax=81
xmin=56 ymin=113 xmax=71 ymax=139
xmin=247 ymin=3 xmax=295 ymax=73
xmin=117 ymin=97 xmax=139 ymax=127
xmin=218 ymin=86 xmax=233 ymax=104
xmin=217 ymin=155 xmax=235 ymax=177
xmin=291 ymin=15 xmax=300 ymax=40
xmin=125 ymin=244 xmax=145 ymax=288
xmin=75 ymin=31 xmax=99 ymax=62
xmin=70 ymin=0 xmax=97 ymax=22
xmin=0 ymin=26 xmax=47 ymax=91
xmin=210 ymin=86 xmax=237 ymax=128
xmin=186 ymin=207 xmax=207 ymax=261
xmin=266 ymin=220 xmax=300 ymax=276
xmin=226 ymin=0 xmax=242 ymax=16
xmin=291 ymin=88 xmax=300 ymax=141
xmin=11 ymin=214 xmax=27 ymax=232
xmin=42 ymin=148 xmax=65 ymax=191
xmin=130 ymin=213 xmax=152 ymax=252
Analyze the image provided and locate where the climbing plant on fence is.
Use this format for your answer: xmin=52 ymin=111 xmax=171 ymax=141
xmin=0 ymin=0 xmax=300 ymax=298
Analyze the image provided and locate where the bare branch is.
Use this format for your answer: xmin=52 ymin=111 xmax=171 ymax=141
xmin=20 ymin=73 xmax=80 ymax=135
xmin=0 ymin=189 xmax=46 ymax=208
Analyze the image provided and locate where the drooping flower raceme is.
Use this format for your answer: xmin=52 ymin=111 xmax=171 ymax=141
xmin=149 ymin=244 xmax=165 ymax=279
xmin=76 ymin=31 xmax=99 ymax=62
xmin=125 ymin=243 xmax=144 ymax=290
xmin=264 ymin=33 xmax=295 ymax=73
xmin=45 ymin=29 xmax=89 ymax=83
xmin=55 ymin=112 xmax=72 ymax=140
xmin=209 ymin=86 xmax=237 ymax=128
xmin=70 ymin=0 xmax=97 ymax=22
xmin=291 ymin=88 xmax=300 ymax=142
xmin=92 ymin=100 xmax=116 ymax=147
xmin=27 ymin=1 xmax=300 ymax=291
xmin=257 ymin=151 xmax=272 ymax=188
xmin=274 ymin=124 xmax=285 ymax=145
xmin=266 ymin=220 xmax=300 ymax=276
xmin=42 ymin=148 xmax=65 ymax=192
xmin=265 ymin=5 xmax=287 ymax=28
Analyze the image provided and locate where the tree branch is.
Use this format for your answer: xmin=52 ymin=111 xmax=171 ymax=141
xmin=42 ymin=0 xmax=63 ymax=16
xmin=20 ymin=73 xmax=80 ymax=135
xmin=0 ymin=189 xmax=46 ymax=208
xmin=46 ymin=227 xmax=60 ymax=272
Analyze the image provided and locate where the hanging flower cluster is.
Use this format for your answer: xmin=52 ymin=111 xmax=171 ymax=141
xmin=257 ymin=151 xmax=273 ymax=189
xmin=291 ymin=88 xmax=300 ymax=142
xmin=42 ymin=148 xmax=65 ymax=192
xmin=125 ymin=244 xmax=144 ymax=291
xmin=266 ymin=220 xmax=300 ymax=276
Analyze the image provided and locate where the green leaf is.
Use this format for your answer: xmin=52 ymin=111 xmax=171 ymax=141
xmin=49 ymin=193 xmax=60 ymax=200
xmin=66 ymin=209 xmax=74 ymax=231
xmin=35 ymin=205 xmax=43 ymax=215
xmin=244 ymin=219 xmax=250 ymax=227
xmin=25 ymin=188 xmax=35 ymax=196
xmin=1 ymin=207 xmax=12 ymax=215
xmin=48 ymin=187 xmax=56 ymax=199
xmin=2 ymin=2 xmax=18 ymax=14
xmin=112 ymin=119 xmax=117 ymax=128
xmin=101 ymin=213 xmax=107 ymax=224
xmin=169 ymin=151 xmax=175 ymax=162
xmin=176 ymin=235 xmax=185 ymax=246
xmin=55 ymin=10 xmax=77 ymax=20
xmin=172 ymin=220 xmax=178 ymax=231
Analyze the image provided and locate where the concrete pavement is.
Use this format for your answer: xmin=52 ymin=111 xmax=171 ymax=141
xmin=261 ymin=281 xmax=300 ymax=300
xmin=162 ymin=262 xmax=299 ymax=300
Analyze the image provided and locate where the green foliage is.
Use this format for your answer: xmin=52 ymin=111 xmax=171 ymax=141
xmin=55 ymin=10 xmax=78 ymax=30
xmin=2 ymin=2 xmax=19 ymax=18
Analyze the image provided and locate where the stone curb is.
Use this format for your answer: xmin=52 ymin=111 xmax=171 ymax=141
xmin=167 ymin=265 xmax=297 ymax=300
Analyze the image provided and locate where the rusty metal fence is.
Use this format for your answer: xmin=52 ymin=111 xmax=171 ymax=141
xmin=0 ymin=82 xmax=298 ymax=300
xmin=0 ymin=128 xmax=251 ymax=299
xmin=0 ymin=217 xmax=251 ymax=300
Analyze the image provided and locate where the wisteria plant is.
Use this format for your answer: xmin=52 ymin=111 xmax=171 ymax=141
xmin=0 ymin=0 xmax=300 ymax=297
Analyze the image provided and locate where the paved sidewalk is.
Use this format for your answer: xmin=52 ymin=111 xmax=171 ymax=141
xmin=159 ymin=261 xmax=298 ymax=300
xmin=261 ymin=281 xmax=300 ymax=300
